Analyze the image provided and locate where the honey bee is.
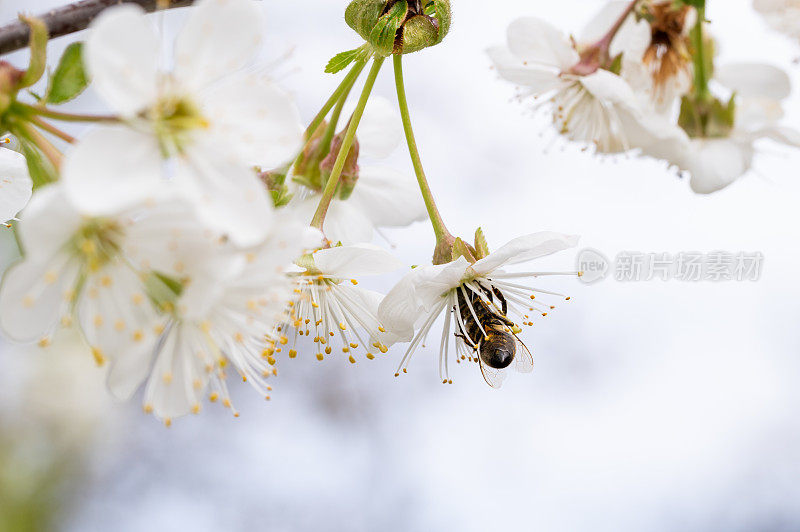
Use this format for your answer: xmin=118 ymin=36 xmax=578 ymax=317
xmin=454 ymin=282 xmax=533 ymax=388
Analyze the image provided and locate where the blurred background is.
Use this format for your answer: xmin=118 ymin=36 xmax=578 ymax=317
xmin=2 ymin=0 xmax=800 ymax=530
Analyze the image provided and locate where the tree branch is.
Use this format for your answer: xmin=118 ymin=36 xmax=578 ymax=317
xmin=0 ymin=0 xmax=195 ymax=56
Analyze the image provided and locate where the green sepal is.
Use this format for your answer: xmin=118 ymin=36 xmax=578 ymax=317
xmin=143 ymin=271 xmax=184 ymax=314
xmin=606 ymin=53 xmax=624 ymax=76
xmin=17 ymin=137 xmax=57 ymax=189
xmin=369 ymin=0 xmax=408 ymax=56
xmin=474 ymin=228 xmax=490 ymax=259
xmin=294 ymin=252 xmax=318 ymax=273
xmin=678 ymin=94 xmax=736 ymax=139
xmin=452 ymin=237 xmax=477 ymax=263
xmin=325 ymin=44 xmax=372 ymax=74
xmin=678 ymin=0 xmax=705 ymax=8
xmin=45 ymin=42 xmax=89 ymax=104
xmin=17 ymin=15 xmax=48 ymax=89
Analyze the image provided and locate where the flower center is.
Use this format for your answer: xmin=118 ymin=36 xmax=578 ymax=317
xmin=70 ymin=219 xmax=124 ymax=272
xmin=149 ymin=93 xmax=209 ymax=157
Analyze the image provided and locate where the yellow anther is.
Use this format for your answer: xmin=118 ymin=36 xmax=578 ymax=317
xmin=349 ymin=342 xmax=358 ymax=349
xmin=288 ymin=349 xmax=297 ymax=359
xmin=91 ymin=347 xmax=106 ymax=366
xmin=101 ymin=276 xmax=112 ymax=287
xmin=530 ymin=295 xmax=536 ymax=300
xmin=218 ymin=357 xmax=227 ymax=368
xmin=38 ymin=337 xmax=50 ymax=348
xmin=132 ymin=330 xmax=144 ymax=342
xmin=378 ymin=326 xmax=386 ymax=333
xmin=163 ymin=372 xmax=173 ymax=384
xmin=366 ymin=353 xmax=375 ymax=360
xmin=22 ymin=295 xmax=34 ymax=308
xmin=325 ymin=346 xmax=332 ymax=355
xmin=132 ymin=293 xmax=144 ymax=305
xmin=223 ymin=398 xmax=232 ymax=408
xmin=267 ymin=356 xmax=276 ymax=365
xmin=61 ymin=315 xmax=73 ymax=327
xmin=44 ymin=271 xmax=57 ymax=284
xmin=316 ymin=353 xmax=324 ymax=361
xmin=348 ymin=355 xmax=356 ymax=364
xmin=164 ymin=418 xmax=172 ymax=427
xmin=279 ymin=335 xmax=288 ymax=345
xmin=191 ymin=404 xmax=201 ymax=414
xmin=143 ymin=404 xmax=154 ymax=414
xmin=154 ymin=324 xmax=165 ymax=335
xmin=350 ymin=279 xmax=358 ymax=285
xmin=342 ymin=346 xmax=350 ymax=353
xmin=193 ymin=379 xmax=202 ymax=390
xmin=234 ymin=332 xmax=244 ymax=343
xmin=209 ymin=392 xmax=219 ymax=402
xmin=114 ymin=319 xmax=125 ymax=331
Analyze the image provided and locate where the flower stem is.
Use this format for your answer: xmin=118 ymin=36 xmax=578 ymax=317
xmin=393 ymin=54 xmax=452 ymax=247
xmin=690 ymin=5 xmax=710 ymax=102
xmin=571 ymin=0 xmax=639 ymax=75
xmin=308 ymin=72 xmax=359 ymax=179
xmin=20 ymin=103 xmax=119 ymax=123
xmin=18 ymin=121 xmax=62 ymax=169
xmin=301 ymin=60 xmax=367 ymax=149
xmin=310 ymin=57 xmax=384 ymax=231
xmin=29 ymin=116 xmax=76 ymax=143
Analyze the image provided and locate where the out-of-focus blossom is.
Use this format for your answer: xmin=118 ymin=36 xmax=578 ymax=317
xmin=62 ymin=0 xmax=303 ymax=246
xmin=293 ymin=97 xmax=427 ymax=244
xmin=0 ymin=146 xmax=32 ymax=225
xmin=754 ymin=0 xmax=800 ymax=42
xmin=279 ymin=243 xmax=400 ymax=364
xmin=647 ymin=63 xmax=800 ymax=193
xmin=379 ymin=232 xmax=579 ymax=387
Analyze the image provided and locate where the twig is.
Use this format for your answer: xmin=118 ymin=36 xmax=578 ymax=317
xmin=0 ymin=0 xmax=195 ymax=56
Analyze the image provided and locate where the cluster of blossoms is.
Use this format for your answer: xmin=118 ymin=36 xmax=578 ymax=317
xmin=0 ymin=0 xmax=795 ymax=425
xmin=490 ymin=0 xmax=800 ymax=193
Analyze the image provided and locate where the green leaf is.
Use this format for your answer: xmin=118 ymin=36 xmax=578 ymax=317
xmin=18 ymin=138 xmax=57 ymax=189
xmin=474 ymin=227 xmax=490 ymax=259
xmin=46 ymin=42 xmax=89 ymax=104
xmin=17 ymin=15 xmax=48 ymax=89
xmin=325 ymin=44 xmax=372 ymax=74
xmin=369 ymin=0 xmax=408 ymax=56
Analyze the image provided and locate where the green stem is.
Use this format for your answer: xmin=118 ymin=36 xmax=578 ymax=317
xmin=17 ymin=121 xmax=62 ymax=169
xmin=691 ymin=5 xmax=710 ymax=102
xmin=308 ymin=73 xmax=360 ymax=185
xmin=299 ymin=60 xmax=367 ymax=149
xmin=28 ymin=116 xmax=75 ymax=143
xmin=310 ymin=57 xmax=384 ymax=231
xmin=393 ymin=54 xmax=452 ymax=244
xmin=19 ymin=103 xmax=119 ymax=123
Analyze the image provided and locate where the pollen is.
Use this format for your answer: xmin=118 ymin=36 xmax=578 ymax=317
xmin=325 ymin=346 xmax=332 ymax=355
xmin=288 ymin=349 xmax=297 ymax=359
xmin=348 ymin=355 xmax=356 ymax=364
xmin=91 ymin=347 xmax=106 ymax=366
xmin=349 ymin=342 xmax=358 ymax=349
xmin=279 ymin=335 xmax=288 ymax=345
xmin=267 ymin=356 xmax=276 ymax=365
xmin=316 ymin=353 xmax=324 ymax=361
xmin=378 ymin=326 xmax=386 ymax=333
xmin=339 ymin=322 xmax=347 ymax=331
xmin=366 ymin=353 xmax=375 ymax=360
xmin=350 ymin=279 xmax=358 ymax=285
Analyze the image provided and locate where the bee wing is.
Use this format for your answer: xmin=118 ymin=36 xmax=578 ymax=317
xmin=515 ymin=337 xmax=534 ymax=374
xmin=478 ymin=356 xmax=508 ymax=389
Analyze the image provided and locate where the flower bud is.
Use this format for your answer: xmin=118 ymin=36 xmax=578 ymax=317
xmin=320 ymin=132 xmax=360 ymax=199
xmin=345 ymin=0 xmax=451 ymax=56
xmin=0 ymin=61 xmax=24 ymax=115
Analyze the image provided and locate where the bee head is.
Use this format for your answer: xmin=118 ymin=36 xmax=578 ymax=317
xmin=479 ymin=333 xmax=515 ymax=369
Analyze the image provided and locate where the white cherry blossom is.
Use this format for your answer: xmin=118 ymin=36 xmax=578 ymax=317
xmin=278 ymin=243 xmax=401 ymax=364
xmin=378 ymin=232 xmax=579 ymax=387
xmin=292 ymin=97 xmax=427 ymax=244
xmin=62 ymin=0 xmax=303 ymax=246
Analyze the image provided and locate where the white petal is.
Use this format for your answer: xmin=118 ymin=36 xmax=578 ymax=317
xmin=343 ymin=96 xmax=403 ymax=160
xmin=579 ymin=69 xmax=637 ymax=106
xmin=378 ymin=258 xmax=469 ymax=342
xmin=312 ymin=243 xmax=402 ymax=277
xmin=202 ymin=73 xmax=303 ymax=168
xmin=0 ymin=254 xmax=79 ymax=342
xmin=757 ymin=125 xmax=800 ymax=147
xmin=487 ymin=46 xmax=565 ymax=92
xmin=62 ymin=127 xmax=165 ymax=215
xmin=506 ymin=17 xmax=580 ymax=70
xmin=470 ymin=232 xmax=580 ymax=277
xmin=143 ymin=323 xmax=208 ymax=420
xmin=0 ymin=149 xmax=32 ymax=224
xmin=16 ymin=185 xmax=83 ymax=263
xmin=177 ymin=145 xmax=275 ymax=247
xmin=173 ymin=0 xmax=264 ymax=91
xmin=350 ymin=166 xmax=427 ymax=228
xmin=85 ymin=5 xmax=160 ymax=115
xmin=686 ymin=139 xmax=751 ymax=194
xmin=716 ymin=63 xmax=791 ymax=101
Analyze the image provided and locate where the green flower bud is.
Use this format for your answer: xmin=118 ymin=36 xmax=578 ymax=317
xmin=345 ymin=0 xmax=451 ymax=56
xmin=320 ymin=132 xmax=360 ymax=199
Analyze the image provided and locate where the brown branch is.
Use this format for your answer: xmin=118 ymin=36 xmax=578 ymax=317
xmin=0 ymin=0 xmax=195 ymax=56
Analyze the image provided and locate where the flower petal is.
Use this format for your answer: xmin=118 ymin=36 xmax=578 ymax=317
xmin=487 ymin=46 xmax=565 ymax=92
xmin=686 ymin=139 xmax=751 ymax=194
xmin=350 ymin=166 xmax=427 ymax=228
xmin=343 ymin=96 xmax=404 ymax=160
xmin=716 ymin=63 xmax=791 ymax=101
xmin=16 ymin=185 xmax=83 ymax=261
xmin=62 ymin=126 xmax=165 ymax=216
xmin=202 ymin=73 xmax=303 ymax=168
xmin=0 ymin=149 xmax=32 ymax=224
xmin=506 ymin=17 xmax=580 ymax=70
xmin=0 ymin=253 xmax=79 ymax=342
xmin=173 ymin=0 xmax=264 ymax=91
xmin=378 ymin=258 xmax=469 ymax=342
xmin=85 ymin=4 xmax=160 ymax=115
xmin=312 ymin=243 xmax=402 ymax=277
xmin=177 ymin=145 xmax=275 ymax=247
xmin=469 ymin=232 xmax=580 ymax=277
